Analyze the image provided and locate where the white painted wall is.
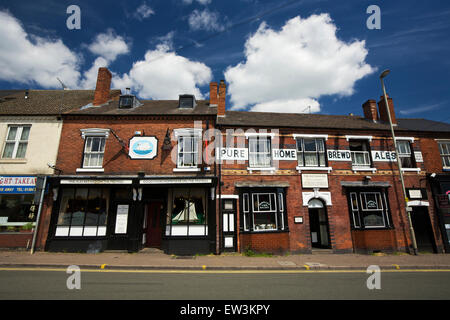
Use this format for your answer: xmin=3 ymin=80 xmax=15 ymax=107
xmin=0 ymin=117 xmax=63 ymax=175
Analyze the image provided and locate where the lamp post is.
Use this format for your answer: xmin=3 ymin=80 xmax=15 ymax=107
xmin=380 ymin=69 xmax=418 ymax=255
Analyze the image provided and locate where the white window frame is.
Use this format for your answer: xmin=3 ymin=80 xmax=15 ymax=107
xmin=174 ymin=129 xmax=202 ymax=170
xmin=251 ymin=192 xmax=278 ymax=231
xmin=78 ymin=128 xmax=109 ymax=172
xmin=2 ymin=125 xmax=31 ymax=159
xmin=247 ymin=136 xmax=272 ymax=169
xmin=295 ymin=137 xmax=327 ymax=168
xmin=437 ymin=140 xmax=450 ymax=170
xmin=347 ymin=137 xmax=376 ymax=172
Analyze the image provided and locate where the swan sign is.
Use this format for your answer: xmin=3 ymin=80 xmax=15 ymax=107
xmin=129 ymin=136 xmax=158 ymax=159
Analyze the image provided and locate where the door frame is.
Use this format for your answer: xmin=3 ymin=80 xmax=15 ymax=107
xmin=143 ymin=200 xmax=165 ymax=248
xmin=221 ymin=198 xmax=237 ymax=252
xmin=308 ymin=199 xmax=331 ymax=249
xmin=410 ymin=205 xmax=437 ymax=253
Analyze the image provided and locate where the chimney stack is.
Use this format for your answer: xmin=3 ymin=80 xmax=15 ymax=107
xmin=209 ymin=82 xmax=218 ymax=106
xmin=218 ymin=80 xmax=226 ymax=117
xmin=93 ymin=67 xmax=112 ymax=106
xmin=362 ymin=99 xmax=378 ymax=122
xmin=377 ymin=95 xmax=397 ymax=124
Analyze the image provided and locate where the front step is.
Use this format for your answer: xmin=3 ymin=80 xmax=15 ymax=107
xmin=311 ymin=249 xmax=333 ymax=254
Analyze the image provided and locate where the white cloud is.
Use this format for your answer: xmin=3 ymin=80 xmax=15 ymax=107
xmin=183 ymin=0 xmax=212 ymax=5
xmin=224 ymin=14 xmax=374 ymax=113
xmin=188 ymin=9 xmax=224 ymax=32
xmin=133 ymin=2 xmax=155 ymax=20
xmin=87 ymin=29 xmax=129 ymax=62
xmin=0 ymin=10 xmax=81 ymax=88
xmin=112 ymin=44 xmax=212 ymax=99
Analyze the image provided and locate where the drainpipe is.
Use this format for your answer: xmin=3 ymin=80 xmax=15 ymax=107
xmin=30 ymin=176 xmax=47 ymax=254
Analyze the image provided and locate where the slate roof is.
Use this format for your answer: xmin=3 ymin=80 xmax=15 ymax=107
xmin=65 ymin=98 xmax=217 ymax=116
xmin=0 ymin=90 xmax=121 ymax=115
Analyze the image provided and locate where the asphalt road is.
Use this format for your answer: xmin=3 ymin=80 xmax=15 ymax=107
xmin=0 ymin=268 xmax=449 ymax=300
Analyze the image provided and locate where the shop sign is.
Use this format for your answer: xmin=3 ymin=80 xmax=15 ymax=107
xmin=408 ymin=189 xmax=422 ymax=199
xmin=302 ymin=174 xmax=329 ymax=188
xmin=327 ymin=150 xmax=351 ymax=161
xmin=216 ymin=148 xmax=248 ymax=160
xmin=129 ymin=136 xmax=158 ymax=159
xmin=414 ymin=152 xmax=423 ymax=162
xmin=60 ymin=179 xmax=133 ymax=185
xmin=272 ymin=149 xmax=297 ymax=160
xmin=371 ymin=151 xmax=397 ymax=162
xmin=115 ymin=204 xmax=129 ymax=234
xmin=258 ymin=201 xmax=270 ymax=210
xmin=0 ymin=176 xmax=36 ymax=194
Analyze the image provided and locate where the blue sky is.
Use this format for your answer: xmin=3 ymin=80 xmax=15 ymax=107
xmin=0 ymin=0 xmax=449 ymax=122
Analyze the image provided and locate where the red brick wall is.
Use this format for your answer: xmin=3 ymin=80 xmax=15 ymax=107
xmin=240 ymin=232 xmax=289 ymax=253
xmin=0 ymin=233 xmax=33 ymax=248
xmin=57 ymin=117 xmax=215 ymax=175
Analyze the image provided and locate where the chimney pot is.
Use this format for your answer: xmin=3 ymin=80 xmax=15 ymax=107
xmin=378 ymin=95 xmax=397 ymax=124
xmin=218 ymin=80 xmax=226 ymax=116
xmin=362 ymin=99 xmax=378 ymax=122
xmin=93 ymin=67 xmax=112 ymax=106
xmin=209 ymin=82 xmax=218 ymax=106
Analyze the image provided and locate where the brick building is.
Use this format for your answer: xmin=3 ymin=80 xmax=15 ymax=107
xmin=28 ymin=68 xmax=450 ymax=255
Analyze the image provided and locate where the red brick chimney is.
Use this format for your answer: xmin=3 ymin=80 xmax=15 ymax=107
xmin=362 ymin=99 xmax=379 ymax=122
xmin=378 ymin=95 xmax=397 ymax=124
xmin=93 ymin=67 xmax=112 ymax=106
xmin=209 ymin=82 xmax=218 ymax=106
xmin=218 ymin=80 xmax=226 ymax=116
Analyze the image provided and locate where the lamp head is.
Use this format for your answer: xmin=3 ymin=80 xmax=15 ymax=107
xmin=380 ymin=69 xmax=390 ymax=79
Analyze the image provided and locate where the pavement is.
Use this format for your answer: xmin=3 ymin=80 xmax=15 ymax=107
xmin=1 ymin=248 xmax=450 ymax=271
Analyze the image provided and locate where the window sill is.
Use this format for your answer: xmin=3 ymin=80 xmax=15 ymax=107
xmin=442 ymin=167 xmax=450 ymax=171
xmin=247 ymin=167 xmax=276 ymax=173
xmin=352 ymin=167 xmax=377 ymax=173
xmin=76 ymin=168 xmax=104 ymax=173
xmin=0 ymin=159 xmax=27 ymax=164
xmin=241 ymin=229 xmax=289 ymax=234
xmin=296 ymin=166 xmax=332 ymax=173
xmin=173 ymin=167 xmax=201 ymax=172
xmin=401 ymin=168 xmax=421 ymax=172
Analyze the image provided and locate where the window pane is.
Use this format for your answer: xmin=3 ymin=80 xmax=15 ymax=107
xmin=7 ymin=127 xmax=17 ymax=141
xmin=15 ymin=142 xmax=27 ymax=158
xmin=254 ymin=212 xmax=276 ymax=230
xmin=57 ymin=189 xmax=74 ymax=225
xmin=20 ymin=127 xmax=30 ymax=141
xmin=304 ymin=139 xmax=316 ymax=151
xmin=363 ymin=212 xmax=384 ymax=227
xmin=296 ymin=139 xmax=303 ymax=152
xmin=71 ymin=188 xmax=88 ymax=226
xmin=317 ymin=139 xmax=325 ymax=152
xmin=305 ymin=153 xmax=318 ymax=166
xmin=2 ymin=143 xmax=15 ymax=158
xmin=319 ymin=153 xmax=326 ymax=166
xmin=91 ymin=137 xmax=101 ymax=152
xmin=0 ymin=194 xmax=34 ymax=223
xmin=85 ymin=189 xmax=102 ymax=226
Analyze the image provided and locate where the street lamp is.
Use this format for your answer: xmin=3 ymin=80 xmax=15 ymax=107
xmin=379 ymin=70 xmax=418 ymax=255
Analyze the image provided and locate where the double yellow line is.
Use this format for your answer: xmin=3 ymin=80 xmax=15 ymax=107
xmin=1 ymin=267 xmax=450 ymax=274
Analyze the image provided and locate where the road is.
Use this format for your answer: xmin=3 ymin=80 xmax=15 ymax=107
xmin=0 ymin=268 xmax=449 ymax=300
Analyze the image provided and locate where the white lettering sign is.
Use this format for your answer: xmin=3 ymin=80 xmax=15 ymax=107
xmin=216 ymin=148 xmax=248 ymax=160
xmin=0 ymin=176 xmax=36 ymax=186
xmin=371 ymin=151 xmax=397 ymax=162
xmin=272 ymin=149 xmax=297 ymax=160
xmin=409 ymin=190 xmax=422 ymax=199
xmin=60 ymin=180 xmax=133 ymax=185
xmin=302 ymin=174 xmax=329 ymax=188
xmin=327 ymin=150 xmax=352 ymax=161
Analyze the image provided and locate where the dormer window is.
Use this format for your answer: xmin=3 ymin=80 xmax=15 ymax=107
xmin=118 ymin=91 xmax=142 ymax=109
xmin=179 ymin=95 xmax=196 ymax=109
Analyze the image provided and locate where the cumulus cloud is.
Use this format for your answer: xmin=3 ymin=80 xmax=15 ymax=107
xmin=86 ymin=29 xmax=130 ymax=62
xmin=0 ymin=10 xmax=80 ymax=88
xmin=112 ymin=44 xmax=212 ymax=99
xmin=188 ymin=9 xmax=225 ymax=32
xmin=224 ymin=14 xmax=374 ymax=113
xmin=79 ymin=57 xmax=109 ymax=90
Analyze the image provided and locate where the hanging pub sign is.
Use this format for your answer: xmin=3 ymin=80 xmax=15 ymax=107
xmin=272 ymin=149 xmax=297 ymax=160
xmin=0 ymin=176 xmax=36 ymax=194
xmin=129 ymin=136 xmax=158 ymax=159
xmin=371 ymin=151 xmax=397 ymax=162
xmin=327 ymin=150 xmax=352 ymax=161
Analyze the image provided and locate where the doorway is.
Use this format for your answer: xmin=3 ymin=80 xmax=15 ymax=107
xmin=308 ymin=199 xmax=330 ymax=249
xmin=144 ymin=201 xmax=164 ymax=248
xmin=410 ymin=206 xmax=436 ymax=253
